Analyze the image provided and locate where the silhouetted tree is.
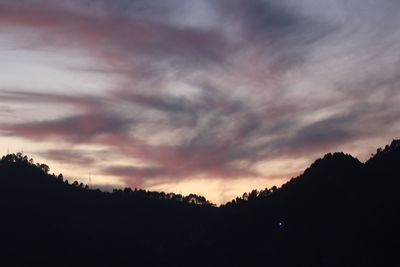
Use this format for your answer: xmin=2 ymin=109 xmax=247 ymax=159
xmin=1 ymin=140 xmax=400 ymax=267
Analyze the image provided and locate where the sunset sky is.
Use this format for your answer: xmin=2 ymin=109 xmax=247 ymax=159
xmin=1 ymin=0 xmax=399 ymax=204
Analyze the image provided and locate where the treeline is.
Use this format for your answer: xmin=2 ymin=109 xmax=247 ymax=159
xmin=0 ymin=152 xmax=213 ymax=207
xmin=1 ymin=140 xmax=400 ymax=266
xmin=112 ymin=187 xmax=213 ymax=206
xmin=216 ymin=141 xmax=400 ymax=266
xmin=224 ymin=152 xmax=362 ymax=207
xmin=224 ymin=140 xmax=400 ymax=208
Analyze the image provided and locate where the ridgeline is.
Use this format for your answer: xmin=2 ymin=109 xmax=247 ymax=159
xmin=1 ymin=140 xmax=400 ymax=266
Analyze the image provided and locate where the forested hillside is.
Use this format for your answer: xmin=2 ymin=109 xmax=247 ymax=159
xmin=1 ymin=140 xmax=399 ymax=267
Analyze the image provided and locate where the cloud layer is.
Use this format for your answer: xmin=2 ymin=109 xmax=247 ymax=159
xmin=1 ymin=0 xmax=400 ymax=203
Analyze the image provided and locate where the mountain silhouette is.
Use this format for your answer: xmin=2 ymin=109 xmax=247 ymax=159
xmin=1 ymin=140 xmax=399 ymax=267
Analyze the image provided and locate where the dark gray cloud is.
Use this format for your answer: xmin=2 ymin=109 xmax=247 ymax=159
xmin=214 ymin=0 xmax=335 ymax=71
xmin=39 ymin=149 xmax=96 ymax=166
xmin=218 ymin=0 xmax=327 ymax=41
xmin=1 ymin=113 xmax=132 ymax=142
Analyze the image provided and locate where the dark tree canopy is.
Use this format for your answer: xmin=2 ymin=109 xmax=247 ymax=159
xmin=1 ymin=140 xmax=400 ymax=267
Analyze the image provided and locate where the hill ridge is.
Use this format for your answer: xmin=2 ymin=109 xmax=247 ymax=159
xmin=1 ymin=140 xmax=399 ymax=266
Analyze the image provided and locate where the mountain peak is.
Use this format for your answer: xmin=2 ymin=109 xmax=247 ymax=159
xmin=367 ymin=139 xmax=400 ymax=164
xmin=303 ymin=152 xmax=362 ymax=177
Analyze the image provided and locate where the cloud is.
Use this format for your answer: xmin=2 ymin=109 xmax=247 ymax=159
xmin=39 ymin=149 xmax=96 ymax=166
xmin=0 ymin=91 xmax=133 ymax=143
xmin=0 ymin=1 xmax=229 ymax=83
xmin=103 ymin=165 xmax=166 ymax=179
xmin=1 ymin=0 xmax=400 ymax=203
xmin=1 ymin=113 xmax=131 ymax=142
xmin=0 ymin=89 xmax=267 ymax=180
xmin=0 ymin=105 xmax=12 ymax=113
xmin=2 ymin=78 xmax=399 ymax=186
xmin=214 ymin=0 xmax=335 ymax=71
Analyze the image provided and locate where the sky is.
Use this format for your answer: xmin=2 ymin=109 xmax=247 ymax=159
xmin=0 ymin=0 xmax=400 ymax=204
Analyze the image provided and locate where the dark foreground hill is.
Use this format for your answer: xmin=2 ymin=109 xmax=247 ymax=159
xmin=1 ymin=140 xmax=400 ymax=267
